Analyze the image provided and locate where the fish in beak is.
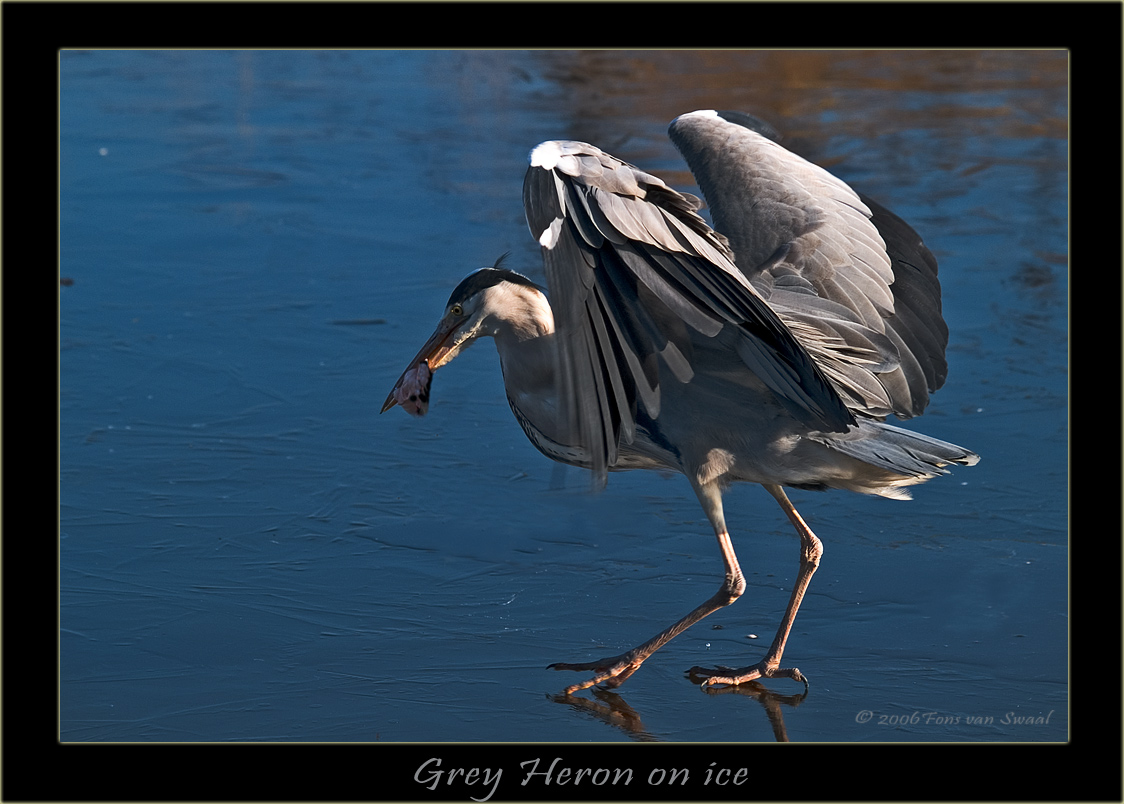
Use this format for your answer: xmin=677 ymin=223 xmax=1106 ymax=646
xmin=381 ymin=315 xmax=463 ymax=417
xmin=384 ymin=360 xmax=432 ymax=417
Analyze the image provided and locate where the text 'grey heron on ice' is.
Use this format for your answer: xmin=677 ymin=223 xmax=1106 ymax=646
xmin=383 ymin=110 xmax=978 ymax=694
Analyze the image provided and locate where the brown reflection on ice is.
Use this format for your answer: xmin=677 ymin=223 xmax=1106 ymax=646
xmin=518 ymin=50 xmax=1067 ymax=144
xmin=441 ymin=50 xmax=1067 ymax=274
xmin=550 ymin=679 xmax=807 ymax=742
xmin=549 ymin=689 xmax=660 ymax=742
xmin=690 ymin=675 xmax=810 ymax=743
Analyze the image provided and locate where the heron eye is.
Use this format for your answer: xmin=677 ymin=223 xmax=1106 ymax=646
xmin=450 ymin=304 xmax=464 ymax=317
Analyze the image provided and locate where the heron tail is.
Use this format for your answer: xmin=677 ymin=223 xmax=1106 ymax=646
xmin=808 ymin=420 xmax=979 ymax=500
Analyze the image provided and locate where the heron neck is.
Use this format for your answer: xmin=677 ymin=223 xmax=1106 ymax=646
xmin=487 ymin=291 xmax=568 ymax=446
xmin=492 ymin=313 xmax=555 ymax=394
xmin=486 ymin=283 xmax=555 ymax=371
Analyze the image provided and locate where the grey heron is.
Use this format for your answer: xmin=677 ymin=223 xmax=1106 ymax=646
xmin=382 ymin=110 xmax=978 ymax=694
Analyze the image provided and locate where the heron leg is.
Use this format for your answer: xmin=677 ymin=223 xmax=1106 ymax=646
xmin=550 ymin=479 xmax=745 ymax=694
xmin=688 ymin=483 xmax=821 ymax=689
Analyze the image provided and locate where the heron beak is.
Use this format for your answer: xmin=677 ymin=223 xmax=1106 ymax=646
xmin=380 ymin=316 xmax=460 ymax=415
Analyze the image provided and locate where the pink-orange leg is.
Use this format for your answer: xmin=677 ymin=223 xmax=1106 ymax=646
xmin=550 ymin=478 xmax=746 ymax=694
xmin=689 ymin=484 xmax=821 ymax=688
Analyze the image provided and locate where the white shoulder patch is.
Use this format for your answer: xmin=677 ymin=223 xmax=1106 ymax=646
xmin=538 ymin=217 xmax=564 ymax=249
xmin=529 ymin=141 xmax=564 ymax=170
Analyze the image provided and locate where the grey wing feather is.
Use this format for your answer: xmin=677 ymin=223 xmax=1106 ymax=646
xmin=669 ymin=110 xmax=949 ymax=420
xmin=524 ymin=140 xmax=854 ymax=483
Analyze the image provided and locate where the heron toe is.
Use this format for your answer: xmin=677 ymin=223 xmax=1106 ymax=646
xmin=549 ymin=653 xmax=644 ymax=694
xmin=688 ymin=660 xmax=809 ymax=690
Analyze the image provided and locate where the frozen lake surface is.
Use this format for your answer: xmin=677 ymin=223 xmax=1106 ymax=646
xmin=61 ymin=50 xmax=1067 ymax=745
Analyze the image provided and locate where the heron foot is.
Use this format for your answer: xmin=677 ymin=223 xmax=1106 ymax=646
xmin=548 ymin=652 xmax=643 ymax=695
xmin=687 ymin=660 xmax=809 ymax=691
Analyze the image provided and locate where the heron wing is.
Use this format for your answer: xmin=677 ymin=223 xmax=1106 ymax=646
xmin=668 ymin=110 xmax=948 ymax=419
xmin=523 ymin=139 xmax=854 ymax=483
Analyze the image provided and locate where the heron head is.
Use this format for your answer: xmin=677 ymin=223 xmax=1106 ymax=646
xmin=381 ymin=258 xmax=548 ymax=416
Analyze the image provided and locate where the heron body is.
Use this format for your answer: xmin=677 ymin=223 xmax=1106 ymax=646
xmin=383 ymin=110 xmax=978 ymax=693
